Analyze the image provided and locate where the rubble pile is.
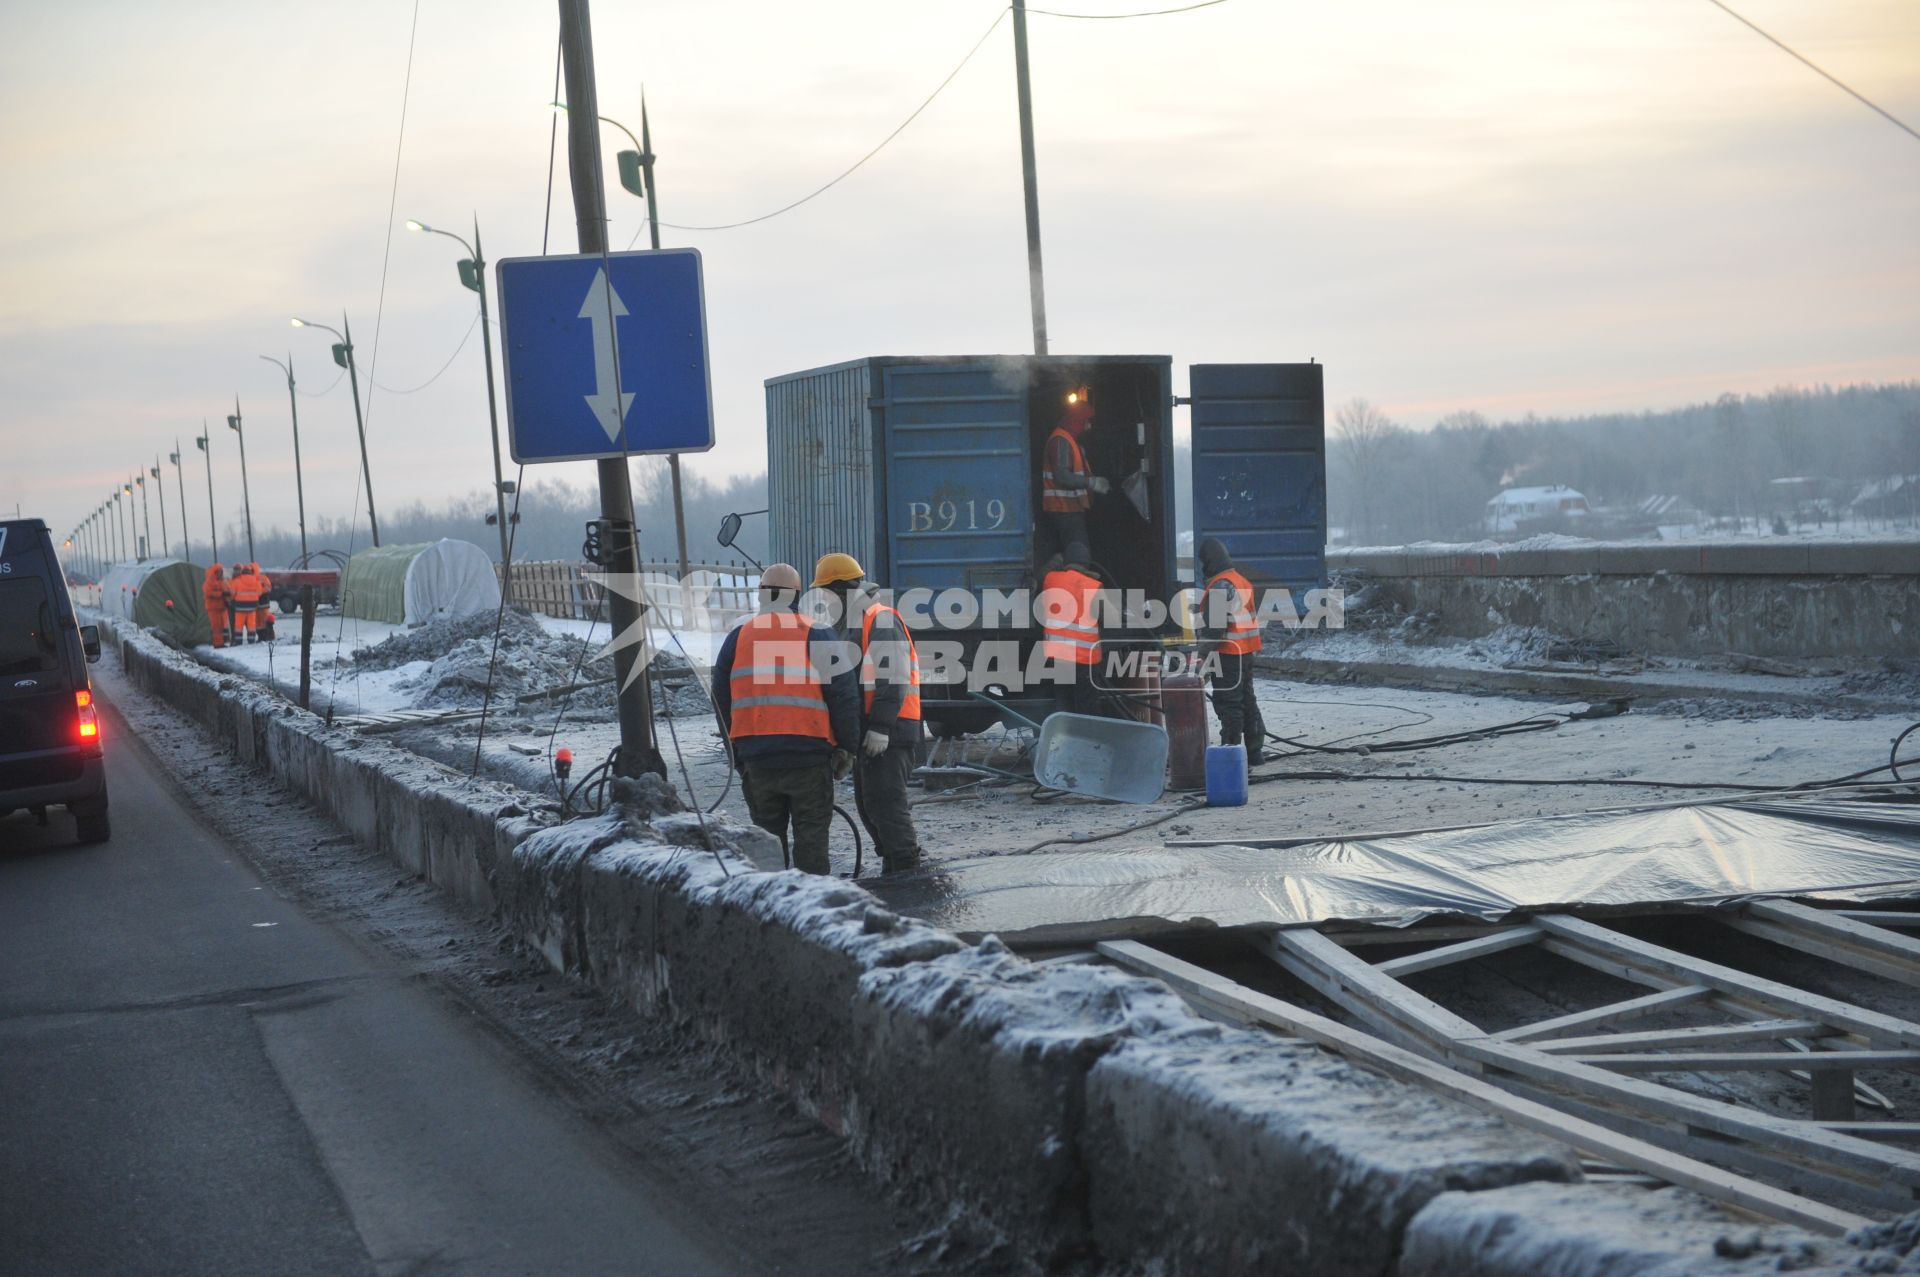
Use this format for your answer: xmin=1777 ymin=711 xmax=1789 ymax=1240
xmin=351 ymin=607 xmax=711 ymax=719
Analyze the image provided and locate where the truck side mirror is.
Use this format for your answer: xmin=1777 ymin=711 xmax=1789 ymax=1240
xmin=717 ymin=512 xmax=741 ymax=548
xmin=80 ymin=624 xmax=101 ymax=663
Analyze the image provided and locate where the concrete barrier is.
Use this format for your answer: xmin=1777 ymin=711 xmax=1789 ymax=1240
xmin=1398 ymin=1182 xmax=1851 ymax=1277
xmin=97 ymin=617 xmax=1892 ymax=1273
xmin=1326 ymin=542 xmax=1920 ymax=661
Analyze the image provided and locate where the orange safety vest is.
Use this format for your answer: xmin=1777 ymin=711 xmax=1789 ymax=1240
xmin=1208 ymin=568 xmax=1262 ymax=655
xmin=1041 ymin=569 xmax=1102 ymax=666
xmin=228 ymin=570 xmax=263 ymax=612
xmin=859 ymin=603 xmax=922 ymax=721
xmin=202 ymin=571 xmax=228 ymax=610
xmin=1041 ymin=427 xmax=1091 ymax=513
xmin=728 ymin=611 xmax=833 ymax=741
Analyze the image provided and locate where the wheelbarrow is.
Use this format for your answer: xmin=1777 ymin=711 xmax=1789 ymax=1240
xmin=968 ymin=690 xmax=1167 ymax=804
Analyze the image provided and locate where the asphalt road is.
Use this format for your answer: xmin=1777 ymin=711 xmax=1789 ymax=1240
xmin=0 ymin=696 xmax=756 ymax=1277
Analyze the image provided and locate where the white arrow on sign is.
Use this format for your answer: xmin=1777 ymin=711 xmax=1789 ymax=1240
xmin=578 ymin=267 xmax=636 ymax=443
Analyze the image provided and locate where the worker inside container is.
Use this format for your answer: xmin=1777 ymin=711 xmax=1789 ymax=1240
xmin=1029 ymin=366 xmax=1171 ymax=611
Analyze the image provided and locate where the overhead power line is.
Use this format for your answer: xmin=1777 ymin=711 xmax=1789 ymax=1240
xmin=1702 ymin=0 xmax=1920 ymax=146
xmin=370 ymin=306 xmax=482 ymax=395
xmin=625 ymin=8 xmax=1010 ymax=241
xmin=615 ymin=0 xmax=1231 ymax=243
xmin=1026 ymin=0 xmax=1228 ymax=18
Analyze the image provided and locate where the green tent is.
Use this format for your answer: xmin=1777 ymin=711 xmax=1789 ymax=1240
xmin=99 ymin=558 xmax=212 ymax=646
xmin=340 ymin=539 xmax=501 ymax=626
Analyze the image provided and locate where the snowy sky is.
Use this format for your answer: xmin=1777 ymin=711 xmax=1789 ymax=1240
xmin=3 ymin=0 xmax=1916 ymax=547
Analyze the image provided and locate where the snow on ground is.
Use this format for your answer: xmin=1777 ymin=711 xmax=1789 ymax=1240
xmin=386 ymin=671 xmax=1920 ymax=881
xmin=1338 ymin=523 xmax=1920 ymax=555
xmin=182 ymin=604 xmax=1920 ymax=883
xmin=196 ymin=607 xmax=718 ymax=721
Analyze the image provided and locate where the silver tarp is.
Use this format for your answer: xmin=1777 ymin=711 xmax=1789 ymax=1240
xmin=867 ymin=796 xmax=1920 ymax=945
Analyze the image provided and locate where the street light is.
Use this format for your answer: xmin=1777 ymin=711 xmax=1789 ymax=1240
xmin=259 ymin=355 xmax=307 ymax=560
xmin=292 ymin=314 xmax=380 ymax=547
xmin=169 ymin=441 xmax=191 ymax=564
xmin=195 ymin=425 xmax=219 ymax=566
xmin=113 ymin=485 xmax=129 ymax=562
xmin=226 ymin=397 xmax=255 ymax=563
xmin=406 ymin=216 xmax=512 ymax=566
xmin=552 ymin=96 xmax=691 ymax=580
xmin=150 ymin=459 xmax=169 ymax=562
xmin=134 ymin=470 xmax=152 ymax=559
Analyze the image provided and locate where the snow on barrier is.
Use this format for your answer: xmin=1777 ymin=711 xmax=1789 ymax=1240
xmin=98 ymin=613 xmax=1903 ymax=1275
xmin=1327 ymin=540 xmax=1920 ymax=661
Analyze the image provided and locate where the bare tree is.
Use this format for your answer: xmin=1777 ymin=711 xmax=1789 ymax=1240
xmin=1334 ymin=398 xmax=1403 ymax=545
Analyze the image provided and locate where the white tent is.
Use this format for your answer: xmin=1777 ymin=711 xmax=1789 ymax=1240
xmin=340 ymin=539 xmax=501 ymax=626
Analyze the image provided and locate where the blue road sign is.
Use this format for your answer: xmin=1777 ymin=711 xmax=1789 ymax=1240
xmin=494 ymin=247 xmax=714 ymax=463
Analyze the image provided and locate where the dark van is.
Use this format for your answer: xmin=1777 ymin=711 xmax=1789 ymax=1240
xmin=0 ymin=519 xmax=107 ymax=843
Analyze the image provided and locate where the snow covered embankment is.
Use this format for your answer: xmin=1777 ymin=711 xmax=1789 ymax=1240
xmin=103 ymin=614 xmax=1900 ymax=1275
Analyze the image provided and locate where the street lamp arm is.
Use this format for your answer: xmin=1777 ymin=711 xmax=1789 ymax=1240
xmin=550 ymin=101 xmax=642 ymax=154
xmin=407 ymin=221 xmax=476 ymax=259
xmin=259 ymin=354 xmax=292 ymax=382
xmin=290 ymin=317 xmax=345 ymax=343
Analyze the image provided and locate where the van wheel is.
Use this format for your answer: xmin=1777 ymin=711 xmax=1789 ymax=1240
xmin=72 ymin=796 xmax=110 ymax=844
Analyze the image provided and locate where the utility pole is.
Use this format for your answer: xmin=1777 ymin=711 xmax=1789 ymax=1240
xmin=292 ymin=315 xmax=379 ymax=546
xmin=1011 ymin=0 xmax=1049 ymax=356
xmin=405 ymin=217 xmax=511 ymax=564
xmin=136 ymin=471 xmax=152 ymax=559
xmin=197 ymin=424 xmax=220 ymax=566
xmin=227 ymin=397 xmax=256 ymax=562
xmin=170 ymin=439 xmax=190 ymax=563
xmin=635 ymin=95 xmax=692 ymax=582
xmin=261 ymin=356 xmax=308 ymax=560
xmin=472 ymin=220 xmax=512 ymax=567
xmin=151 ymin=459 xmax=169 ymax=562
xmin=113 ymin=488 xmax=128 ymax=561
xmin=341 ymin=314 xmax=380 ymax=548
xmin=558 ymin=0 xmax=664 ymax=779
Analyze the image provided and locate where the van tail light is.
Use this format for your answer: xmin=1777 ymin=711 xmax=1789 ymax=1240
xmin=76 ymin=689 xmax=99 ymax=742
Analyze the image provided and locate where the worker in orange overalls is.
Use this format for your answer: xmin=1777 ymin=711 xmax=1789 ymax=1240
xmin=1040 ymin=541 xmax=1104 ymax=719
xmin=201 ymin=563 xmax=231 ymax=648
xmin=227 ymin=562 xmax=263 ymax=643
xmin=1198 ymin=537 xmax=1268 ymax=762
xmin=711 ymin=563 xmax=861 ymax=875
xmin=252 ymin=563 xmax=275 ymax=640
xmin=1040 ymin=385 xmax=1108 ymax=557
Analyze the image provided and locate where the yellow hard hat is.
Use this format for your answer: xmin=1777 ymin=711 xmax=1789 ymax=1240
xmin=812 ymin=551 xmax=864 ymax=588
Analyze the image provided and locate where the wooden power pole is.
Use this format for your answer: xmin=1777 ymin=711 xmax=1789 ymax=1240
xmin=557 ymin=0 xmax=666 ymax=779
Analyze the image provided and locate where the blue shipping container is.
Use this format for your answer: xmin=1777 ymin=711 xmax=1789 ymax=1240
xmin=765 ymin=355 xmax=1325 ymax=732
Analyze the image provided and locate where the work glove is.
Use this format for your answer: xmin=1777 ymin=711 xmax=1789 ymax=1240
xmin=831 ymin=749 xmax=853 ymax=780
xmin=1090 ymin=477 xmax=1112 ymax=495
xmin=863 ymin=728 xmax=890 ymax=758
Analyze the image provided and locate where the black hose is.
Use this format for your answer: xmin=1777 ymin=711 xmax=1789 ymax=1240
xmin=835 ymin=803 xmax=865 ymax=878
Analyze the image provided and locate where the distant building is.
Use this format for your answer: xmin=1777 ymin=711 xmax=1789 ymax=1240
xmin=1849 ymin=475 xmax=1920 ymax=521
xmin=1485 ymin=485 xmax=1590 ymax=535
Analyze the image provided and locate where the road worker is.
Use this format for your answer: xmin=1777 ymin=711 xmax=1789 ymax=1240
xmin=1040 ymin=541 xmax=1103 ymax=717
xmin=1197 ymin=537 xmax=1268 ymax=762
xmin=253 ymin=564 xmax=276 ymax=640
xmin=1040 ymin=385 xmax=1108 ymax=555
xmin=711 ymin=562 xmax=860 ymax=875
xmin=813 ymin=551 xmax=923 ymax=875
xmin=227 ymin=562 xmax=264 ymax=643
xmin=201 ymin=563 xmax=231 ymax=648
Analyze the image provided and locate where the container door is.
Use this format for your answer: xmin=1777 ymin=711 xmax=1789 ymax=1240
xmin=879 ymin=362 xmax=1032 ymax=599
xmin=1188 ymin=363 xmax=1325 ymax=594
